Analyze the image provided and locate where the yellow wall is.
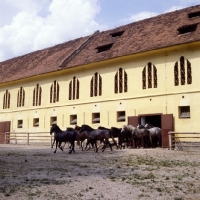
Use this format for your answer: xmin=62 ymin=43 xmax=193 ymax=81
xmin=1 ymin=42 xmax=200 ymax=140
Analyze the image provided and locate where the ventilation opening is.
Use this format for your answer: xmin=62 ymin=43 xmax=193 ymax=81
xmin=96 ymin=43 xmax=113 ymax=53
xmin=188 ymin=11 xmax=200 ymax=18
xmin=178 ymin=24 xmax=198 ymax=35
xmin=110 ymin=31 xmax=124 ymax=37
xmin=92 ymin=113 xmax=100 ymax=124
xmin=179 ymin=106 xmax=190 ymax=118
xmin=117 ymin=111 xmax=126 ymax=122
xmin=70 ymin=115 xmax=77 ymax=125
xmin=50 ymin=116 xmax=57 ymax=125
xmin=33 ymin=118 xmax=39 ymax=127
xmin=18 ymin=120 xmax=23 ymax=128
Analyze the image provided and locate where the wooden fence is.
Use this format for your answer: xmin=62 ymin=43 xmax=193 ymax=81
xmin=0 ymin=132 xmax=53 ymax=146
xmin=168 ymin=132 xmax=200 ymax=151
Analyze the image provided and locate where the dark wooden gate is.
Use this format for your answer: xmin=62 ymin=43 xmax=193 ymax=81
xmin=128 ymin=116 xmax=139 ymax=127
xmin=161 ymin=114 xmax=174 ymax=148
xmin=0 ymin=121 xmax=11 ymax=144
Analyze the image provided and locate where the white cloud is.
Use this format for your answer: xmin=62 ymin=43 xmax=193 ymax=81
xmin=0 ymin=0 xmax=106 ymax=62
xmin=164 ymin=6 xmax=184 ymax=13
xmin=121 ymin=11 xmax=158 ymax=24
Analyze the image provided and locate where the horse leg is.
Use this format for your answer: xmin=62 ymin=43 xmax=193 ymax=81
xmin=69 ymin=142 xmax=75 ymax=154
xmin=54 ymin=140 xmax=58 ymax=153
xmin=141 ymin=137 xmax=145 ymax=148
xmin=72 ymin=141 xmax=75 ymax=153
xmin=81 ymin=141 xmax=84 ymax=151
xmin=112 ymin=137 xmax=118 ymax=149
xmin=102 ymin=140 xmax=107 ymax=152
xmin=58 ymin=142 xmax=64 ymax=151
xmin=94 ymin=141 xmax=98 ymax=153
xmin=85 ymin=140 xmax=90 ymax=151
xmin=51 ymin=138 xmax=55 ymax=148
xmin=108 ymin=140 xmax=113 ymax=151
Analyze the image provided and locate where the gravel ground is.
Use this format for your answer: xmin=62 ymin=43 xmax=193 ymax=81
xmin=0 ymin=144 xmax=200 ymax=200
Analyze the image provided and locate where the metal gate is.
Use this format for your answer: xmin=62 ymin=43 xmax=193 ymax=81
xmin=0 ymin=121 xmax=11 ymax=144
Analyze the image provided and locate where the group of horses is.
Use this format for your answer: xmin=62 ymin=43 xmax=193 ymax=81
xmin=50 ymin=123 xmax=162 ymax=154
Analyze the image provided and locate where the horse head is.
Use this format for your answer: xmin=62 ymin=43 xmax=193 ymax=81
xmin=145 ymin=123 xmax=152 ymax=129
xmin=50 ymin=124 xmax=56 ymax=135
xmin=50 ymin=124 xmax=61 ymax=135
xmin=137 ymin=124 xmax=145 ymax=129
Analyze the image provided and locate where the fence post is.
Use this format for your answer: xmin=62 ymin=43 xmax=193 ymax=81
xmin=168 ymin=132 xmax=172 ymax=150
xmin=4 ymin=133 xmax=6 ymax=144
xmin=27 ymin=133 xmax=29 ymax=145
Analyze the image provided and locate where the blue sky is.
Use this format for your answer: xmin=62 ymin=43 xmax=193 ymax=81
xmin=0 ymin=0 xmax=200 ymax=62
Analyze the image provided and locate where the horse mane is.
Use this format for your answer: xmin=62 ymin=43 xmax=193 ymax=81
xmin=123 ymin=124 xmax=136 ymax=131
xmin=66 ymin=127 xmax=74 ymax=131
xmin=75 ymin=125 xmax=81 ymax=130
xmin=81 ymin=124 xmax=94 ymax=131
xmin=111 ymin=127 xmax=121 ymax=132
xmin=98 ymin=126 xmax=110 ymax=130
xmin=145 ymin=123 xmax=154 ymax=128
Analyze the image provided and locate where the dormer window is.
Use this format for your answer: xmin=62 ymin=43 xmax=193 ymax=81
xmin=188 ymin=11 xmax=200 ymax=18
xmin=110 ymin=31 xmax=124 ymax=37
xmin=178 ymin=24 xmax=198 ymax=35
xmin=96 ymin=43 xmax=113 ymax=53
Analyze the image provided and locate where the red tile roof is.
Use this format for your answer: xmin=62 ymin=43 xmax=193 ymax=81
xmin=1 ymin=5 xmax=200 ymax=84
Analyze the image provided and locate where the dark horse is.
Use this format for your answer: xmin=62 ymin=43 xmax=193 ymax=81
xmin=120 ymin=125 xmax=135 ymax=148
xmin=98 ymin=126 xmax=118 ymax=149
xmin=50 ymin=124 xmax=77 ymax=154
xmin=79 ymin=124 xmax=113 ymax=153
xmin=74 ymin=125 xmax=90 ymax=151
xmin=111 ymin=127 xmax=122 ymax=148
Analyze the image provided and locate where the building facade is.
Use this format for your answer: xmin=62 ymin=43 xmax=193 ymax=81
xmin=1 ymin=5 xmax=200 ymax=145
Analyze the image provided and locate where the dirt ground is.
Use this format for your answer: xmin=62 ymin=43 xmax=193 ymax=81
xmin=0 ymin=144 xmax=200 ymax=200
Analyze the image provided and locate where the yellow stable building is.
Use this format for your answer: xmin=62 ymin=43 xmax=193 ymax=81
xmin=1 ymin=5 xmax=200 ymax=146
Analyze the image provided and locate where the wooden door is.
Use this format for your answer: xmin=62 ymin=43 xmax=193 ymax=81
xmin=0 ymin=121 xmax=11 ymax=144
xmin=128 ymin=116 xmax=139 ymax=127
xmin=161 ymin=114 xmax=173 ymax=148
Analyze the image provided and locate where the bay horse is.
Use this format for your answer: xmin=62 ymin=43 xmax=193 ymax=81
xmin=79 ymin=124 xmax=113 ymax=153
xmin=50 ymin=124 xmax=77 ymax=154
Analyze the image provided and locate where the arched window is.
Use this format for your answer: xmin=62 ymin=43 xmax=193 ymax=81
xmin=17 ymin=87 xmax=25 ymax=107
xmin=33 ymin=84 xmax=42 ymax=106
xmin=50 ymin=80 xmax=59 ymax=103
xmin=3 ymin=90 xmax=10 ymax=109
xmin=114 ymin=68 xmax=128 ymax=93
xmin=142 ymin=63 xmax=157 ymax=89
xmin=69 ymin=76 xmax=79 ymax=100
xmin=90 ymin=72 xmax=102 ymax=97
xmin=174 ymin=56 xmax=192 ymax=86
